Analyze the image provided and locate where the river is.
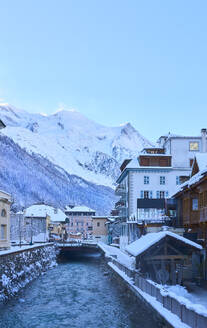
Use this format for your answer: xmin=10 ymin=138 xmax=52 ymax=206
xmin=0 ymin=254 xmax=161 ymax=328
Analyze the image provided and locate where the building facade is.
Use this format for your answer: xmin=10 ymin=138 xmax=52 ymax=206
xmin=0 ymin=190 xmax=11 ymax=249
xmin=115 ymin=129 xmax=207 ymax=249
xmin=24 ymin=204 xmax=52 ymax=243
xmin=65 ymin=206 xmax=96 ymax=239
xmin=92 ymin=216 xmax=108 ymax=243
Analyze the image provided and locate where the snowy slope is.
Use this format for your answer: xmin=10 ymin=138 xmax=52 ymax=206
xmin=0 ymin=104 xmax=153 ymax=187
xmin=0 ymin=133 xmax=116 ymax=214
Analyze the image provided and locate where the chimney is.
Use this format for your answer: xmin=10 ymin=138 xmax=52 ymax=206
xmin=201 ymin=128 xmax=207 ymax=153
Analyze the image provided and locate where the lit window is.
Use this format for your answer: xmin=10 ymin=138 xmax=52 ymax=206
xmin=189 ymin=142 xmax=199 ymax=151
xmin=160 ymin=176 xmax=166 ymax=185
xmin=144 ymin=176 xmax=149 ymax=184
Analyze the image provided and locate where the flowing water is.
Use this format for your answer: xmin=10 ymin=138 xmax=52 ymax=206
xmin=0 ymin=254 xmax=161 ymax=328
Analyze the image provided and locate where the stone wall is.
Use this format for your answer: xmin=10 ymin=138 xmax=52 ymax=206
xmin=0 ymin=244 xmax=57 ymax=301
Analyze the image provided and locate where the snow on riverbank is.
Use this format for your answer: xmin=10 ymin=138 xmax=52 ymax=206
xmin=152 ymin=282 xmax=207 ymax=317
xmin=0 ymin=243 xmax=52 ymax=256
xmin=98 ymin=242 xmax=135 ymax=269
xmin=108 ymin=262 xmax=190 ymax=328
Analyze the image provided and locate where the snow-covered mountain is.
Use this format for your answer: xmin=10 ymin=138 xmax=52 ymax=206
xmin=0 ymin=104 xmax=153 ymax=188
xmin=0 ymin=133 xmax=115 ymax=214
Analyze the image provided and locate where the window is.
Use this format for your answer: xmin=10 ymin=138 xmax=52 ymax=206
xmin=0 ymin=225 xmax=6 ymax=240
xmin=157 ymin=191 xmax=165 ymax=199
xmin=192 ymin=199 xmax=198 ymax=211
xmin=1 ymin=209 xmax=6 ymax=217
xmin=176 ymin=176 xmax=180 ymax=185
xmin=144 ymin=191 xmax=149 ymax=199
xmin=189 ymin=142 xmax=199 ymax=151
xmin=141 ymin=191 xmax=153 ymax=199
xmin=97 ymin=222 xmax=100 ymax=227
xmin=144 ymin=176 xmax=149 ymax=184
xmin=160 ymin=176 xmax=165 ymax=185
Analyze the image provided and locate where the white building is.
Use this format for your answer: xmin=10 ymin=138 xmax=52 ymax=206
xmin=115 ymin=129 xmax=207 ymax=249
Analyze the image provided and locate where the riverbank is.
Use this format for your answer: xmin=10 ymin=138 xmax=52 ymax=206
xmin=99 ymin=242 xmax=207 ymax=328
xmin=0 ymin=243 xmax=57 ymax=302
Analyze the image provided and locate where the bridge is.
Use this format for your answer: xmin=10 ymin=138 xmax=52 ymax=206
xmin=56 ymin=240 xmax=100 ymax=256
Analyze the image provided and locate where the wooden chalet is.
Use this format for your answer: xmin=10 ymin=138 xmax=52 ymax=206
xmin=172 ymin=153 xmax=207 ymax=249
xmin=126 ymin=231 xmax=202 ymax=285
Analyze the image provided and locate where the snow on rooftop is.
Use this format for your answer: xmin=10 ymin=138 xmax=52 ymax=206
xmin=195 ymin=153 xmax=207 ymax=172
xmin=172 ymin=153 xmax=207 ymax=196
xmin=125 ymin=231 xmax=202 ymax=257
xmin=65 ymin=205 xmax=96 ymax=213
xmin=25 ymin=204 xmax=67 ymax=222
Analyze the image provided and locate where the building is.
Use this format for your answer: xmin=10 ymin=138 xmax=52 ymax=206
xmin=0 ymin=190 xmax=11 ymax=249
xmin=47 ymin=207 xmax=67 ymax=240
xmin=65 ymin=206 xmax=96 ymax=239
xmin=24 ymin=204 xmax=52 ymax=243
xmin=91 ymin=216 xmax=108 ymax=243
xmin=114 ymin=129 xmax=207 ymax=249
xmin=157 ymin=128 xmax=207 ymax=169
xmin=126 ymin=231 xmax=202 ymax=284
xmin=172 ymin=153 xmax=207 ymax=247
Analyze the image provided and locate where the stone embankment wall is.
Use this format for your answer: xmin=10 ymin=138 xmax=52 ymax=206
xmin=0 ymin=244 xmax=57 ymax=301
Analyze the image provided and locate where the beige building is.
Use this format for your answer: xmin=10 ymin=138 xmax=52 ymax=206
xmin=92 ymin=216 xmax=108 ymax=243
xmin=0 ymin=190 xmax=11 ymax=249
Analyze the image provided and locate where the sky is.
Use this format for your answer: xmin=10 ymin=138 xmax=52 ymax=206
xmin=0 ymin=0 xmax=207 ymax=142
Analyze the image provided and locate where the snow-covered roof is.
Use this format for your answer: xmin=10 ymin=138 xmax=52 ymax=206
xmin=194 ymin=153 xmax=207 ymax=172
xmin=172 ymin=153 xmax=207 ymax=197
xmin=65 ymin=205 xmax=96 ymax=213
xmin=25 ymin=204 xmax=67 ymax=222
xmin=125 ymin=231 xmax=202 ymax=257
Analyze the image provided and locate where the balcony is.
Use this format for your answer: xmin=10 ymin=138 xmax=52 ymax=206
xmin=115 ymin=184 xmax=126 ymax=196
xmin=127 ymin=208 xmax=167 ymax=224
xmin=115 ymin=200 xmax=126 ymax=209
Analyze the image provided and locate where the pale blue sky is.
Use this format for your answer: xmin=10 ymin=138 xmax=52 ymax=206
xmin=0 ymin=0 xmax=207 ymax=141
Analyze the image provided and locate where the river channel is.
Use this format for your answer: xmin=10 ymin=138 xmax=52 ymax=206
xmin=0 ymin=254 xmax=161 ymax=328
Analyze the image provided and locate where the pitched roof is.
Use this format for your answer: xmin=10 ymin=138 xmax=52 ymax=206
xmin=25 ymin=204 xmax=67 ymax=222
xmin=194 ymin=153 xmax=207 ymax=172
xmin=172 ymin=153 xmax=207 ymax=197
xmin=125 ymin=231 xmax=202 ymax=257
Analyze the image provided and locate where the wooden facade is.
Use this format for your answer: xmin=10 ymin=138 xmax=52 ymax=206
xmin=175 ymin=174 xmax=207 ymax=248
xmin=139 ymin=155 xmax=171 ymax=167
xmin=133 ymin=235 xmax=201 ymax=285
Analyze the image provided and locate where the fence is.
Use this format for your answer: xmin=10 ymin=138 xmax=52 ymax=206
xmin=134 ymin=274 xmax=207 ymax=328
xmin=111 ymin=258 xmax=135 ymax=279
